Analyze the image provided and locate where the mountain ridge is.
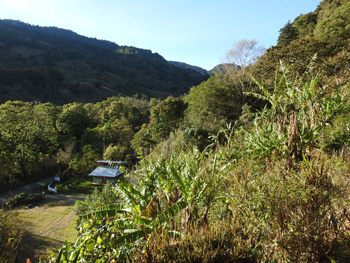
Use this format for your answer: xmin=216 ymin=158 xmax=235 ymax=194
xmin=0 ymin=19 xmax=209 ymax=104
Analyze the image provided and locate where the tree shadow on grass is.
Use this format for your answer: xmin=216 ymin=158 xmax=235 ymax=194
xmin=39 ymin=193 xmax=86 ymax=208
xmin=17 ymin=233 xmax=66 ymax=262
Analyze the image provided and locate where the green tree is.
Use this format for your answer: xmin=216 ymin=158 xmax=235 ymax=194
xmin=294 ymin=12 xmax=317 ymax=37
xmin=149 ymin=96 xmax=187 ymax=140
xmin=103 ymin=144 xmax=128 ymax=161
xmin=81 ymin=127 xmax=103 ymax=151
xmin=132 ymin=96 xmax=187 ymax=155
xmin=184 ymin=76 xmax=242 ymax=133
xmin=67 ymin=145 xmax=100 ymax=175
xmin=0 ymin=101 xmax=59 ymax=185
xmin=108 ymin=117 xmax=134 ymax=147
xmin=56 ymin=103 xmax=91 ymax=140
xmin=278 ymin=21 xmax=298 ymax=45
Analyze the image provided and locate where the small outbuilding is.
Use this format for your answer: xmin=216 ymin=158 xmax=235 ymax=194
xmin=88 ymin=160 xmax=126 ymax=185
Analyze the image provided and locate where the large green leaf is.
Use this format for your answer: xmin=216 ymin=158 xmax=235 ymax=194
xmin=169 ymin=161 xmax=188 ymax=197
xmin=55 ymin=248 xmax=63 ymax=263
xmin=152 ymin=201 xmax=187 ymax=227
xmin=116 ymin=181 xmax=145 ymax=208
xmin=78 ymin=203 xmax=127 ymax=222
xmin=132 ymin=216 xmax=152 ymax=226
xmin=116 ymin=229 xmax=152 ymax=245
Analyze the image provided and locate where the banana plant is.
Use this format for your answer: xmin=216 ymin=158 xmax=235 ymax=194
xmin=63 ymin=177 xmax=186 ymax=262
xmin=244 ymin=61 xmax=345 ymax=162
xmin=166 ymin=152 xmax=208 ymax=231
xmin=57 ymin=150 xmax=221 ymax=261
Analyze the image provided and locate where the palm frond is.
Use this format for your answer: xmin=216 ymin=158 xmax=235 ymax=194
xmin=244 ymin=91 xmax=268 ymax=102
xmin=142 ymin=194 xmax=158 ymax=217
xmin=249 ymin=74 xmax=273 ymax=101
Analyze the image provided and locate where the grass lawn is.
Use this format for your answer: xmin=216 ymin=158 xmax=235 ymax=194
xmin=10 ymin=194 xmax=85 ymax=262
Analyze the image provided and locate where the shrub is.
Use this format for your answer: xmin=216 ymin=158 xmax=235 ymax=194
xmin=225 ymin=156 xmax=350 ymax=262
xmin=0 ymin=211 xmax=23 ymax=262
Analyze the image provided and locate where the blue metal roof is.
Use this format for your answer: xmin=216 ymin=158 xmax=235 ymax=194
xmin=97 ymin=160 xmax=126 ymax=164
xmin=88 ymin=166 xmax=125 ymax=178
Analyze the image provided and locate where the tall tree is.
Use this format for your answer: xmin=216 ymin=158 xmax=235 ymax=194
xmin=278 ymin=21 xmax=298 ymax=45
xmin=222 ymin=39 xmax=265 ymax=103
xmin=148 ymin=96 xmax=187 ymax=140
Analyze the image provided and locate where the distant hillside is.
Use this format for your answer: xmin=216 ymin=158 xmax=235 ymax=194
xmin=0 ymin=19 xmax=209 ymax=104
xmin=209 ymin=63 xmax=240 ymax=75
xmin=168 ymin=61 xmax=208 ymax=75
xmin=169 ymin=61 xmax=242 ymax=76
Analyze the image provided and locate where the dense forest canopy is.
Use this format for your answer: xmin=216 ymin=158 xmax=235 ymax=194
xmin=0 ymin=96 xmax=151 ymax=191
xmin=2 ymin=0 xmax=350 ymax=262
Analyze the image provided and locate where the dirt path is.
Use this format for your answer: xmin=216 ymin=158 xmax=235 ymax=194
xmin=12 ymin=193 xmax=86 ymax=262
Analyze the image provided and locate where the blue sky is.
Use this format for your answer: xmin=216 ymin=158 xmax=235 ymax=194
xmin=0 ymin=0 xmax=321 ymax=70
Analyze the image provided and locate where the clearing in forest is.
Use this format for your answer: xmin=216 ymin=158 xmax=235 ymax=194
xmin=9 ymin=194 xmax=85 ymax=262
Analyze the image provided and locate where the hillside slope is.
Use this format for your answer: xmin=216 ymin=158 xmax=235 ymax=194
xmin=0 ymin=20 xmax=209 ymax=104
xmin=254 ymin=0 xmax=350 ymax=85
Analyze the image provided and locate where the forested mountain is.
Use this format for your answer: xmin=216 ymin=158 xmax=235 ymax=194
xmin=254 ymin=0 xmax=350 ymax=85
xmin=0 ymin=19 xmax=209 ymax=104
xmin=4 ymin=0 xmax=350 ymax=262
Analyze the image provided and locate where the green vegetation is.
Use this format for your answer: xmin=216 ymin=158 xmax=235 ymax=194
xmin=2 ymin=0 xmax=350 ymax=262
xmin=49 ymin=1 xmax=350 ymax=259
xmin=257 ymin=0 xmax=350 ymax=87
xmin=0 ymin=96 xmax=150 ymax=192
xmin=0 ymin=211 xmax=23 ymax=262
xmin=55 ymin=60 xmax=350 ymax=261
